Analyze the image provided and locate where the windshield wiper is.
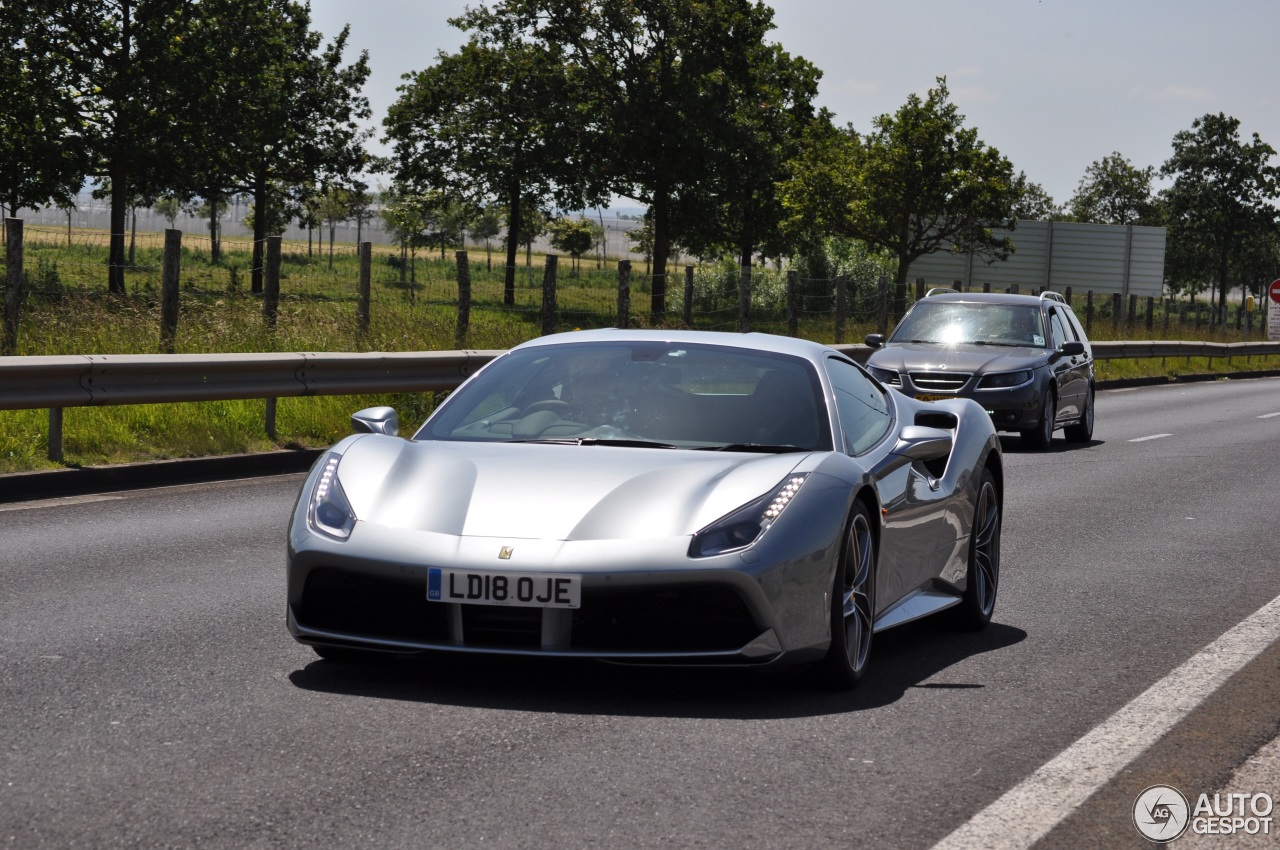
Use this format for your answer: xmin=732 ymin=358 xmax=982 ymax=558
xmin=505 ymin=437 xmax=676 ymax=449
xmin=967 ymin=340 xmax=1029 ymax=347
xmin=698 ymin=443 xmax=809 ymax=454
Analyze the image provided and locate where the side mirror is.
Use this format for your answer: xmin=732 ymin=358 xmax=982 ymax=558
xmin=870 ymin=425 xmax=953 ymax=478
xmin=864 ymin=333 xmax=885 ymax=349
xmin=351 ymin=406 xmax=399 ymax=437
xmin=1061 ymin=341 xmax=1085 ymax=357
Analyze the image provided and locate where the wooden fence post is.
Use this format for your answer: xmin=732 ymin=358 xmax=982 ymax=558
xmin=3 ymin=218 xmax=23 ymax=356
xmin=914 ymin=278 xmax=925 ymax=302
xmin=835 ymin=276 xmax=848 ymax=344
xmin=1065 ymin=286 xmax=1072 ymax=305
xmin=738 ymin=264 xmax=751 ymax=333
xmin=1128 ymin=294 xmax=1137 ymax=328
xmin=877 ymin=275 xmax=889 ymax=336
xmin=786 ymin=270 xmax=798 ymax=337
xmin=1086 ymin=290 xmax=1094 ymax=334
xmin=892 ymin=278 xmax=906 ymax=325
xmin=1112 ymin=293 xmax=1121 ymax=330
xmin=263 ymin=235 xmax=281 ymax=328
xmin=1146 ymin=296 xmax=1154 ymax=331
xmin=455 ymin=250 xmax=471 ymax=348
xmin=617 ymin=260 xmax=631 ymax=329
xmin=982 ymin=281 xmax=991 ymax=294
xmin=541 ymin=254 xmax=558 ymax=336
xmin=159 ymin=229 xmax=181 ymax=353
xmin=357 ymin=241 xmax=372 ymax=333
xmin=683 ymin=265 xmax=694 ymax=328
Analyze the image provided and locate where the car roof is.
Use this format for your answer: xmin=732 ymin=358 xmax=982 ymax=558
xmin=511 ymin=328 xmax=838 ymax=361
xmin=913 ymin=291 xmax=1070 ymax=310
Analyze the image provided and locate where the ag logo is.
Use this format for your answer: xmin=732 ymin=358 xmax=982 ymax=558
xmin=1133 ymin=785 xmax=1189 ymax=843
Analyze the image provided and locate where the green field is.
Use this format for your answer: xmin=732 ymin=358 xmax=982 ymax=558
xmin=2 ymin=226 xmax=1275 ymax=474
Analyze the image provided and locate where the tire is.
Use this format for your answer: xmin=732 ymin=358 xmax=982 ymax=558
xmin=1064 ymin=384 xmax=1094 ymax=443
xmin=951 ymin=469 xmax=1001 ymax=630
xmin=1020 ymin=388 xmax=1056 ymax=450
xmin=820 ymin=503 xmax=876 ymax=688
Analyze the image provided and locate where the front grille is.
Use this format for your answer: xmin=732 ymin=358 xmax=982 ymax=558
xmin=297 ymin=566 xmax=450 ymax=643
xmin=909 ymin=371 xmax=972 ymax=392
xmin=572 ymin=584 xmax=760 ymax=652
xmin=299 ymin=569 xmax=761 ymax=655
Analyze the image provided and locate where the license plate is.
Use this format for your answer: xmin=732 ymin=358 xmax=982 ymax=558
xmin=915 ymin=393 xmax=951 ymax=402
xmin=427 ymin=567 xmax=581 ymax=609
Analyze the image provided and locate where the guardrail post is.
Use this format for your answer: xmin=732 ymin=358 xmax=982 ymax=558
xmin=48 ymin=407 xmax=63 ymax=463
xmin=541 ymin=254 xmax=558 ymax=336
xmin=455 ymin=250 xmax=471 ymax=348
xmin=738 ymin=264 xmax=751 ymax=333
xmin=835 ymin=276 xmax=848 ymax=344
xmin=263 ymin=235 xmax=281 ymax=328
xmin=616 ymin=260 xmax=631 ymax=329
xmin=159 ymin=229 xmax=181 ymax=353
xmin=786 ymin=270 xmax=798 ymax=337
xmin=265 ymin=397 xmax=277 ymax=440
xmin=357 ymin=241 xmax=372 ymax=333
xmin=3 ymin=218 xmax=23 ymax=356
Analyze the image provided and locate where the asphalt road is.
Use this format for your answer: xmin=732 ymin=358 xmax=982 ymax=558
xmin=2 ymin=378 xmax=1279 ymax=849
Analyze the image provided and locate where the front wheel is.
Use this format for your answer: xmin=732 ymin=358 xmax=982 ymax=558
xmin=820 ymin=503 xmax=877 ymax=688
xmin=1020 ymin=389 xmax=1056 ymax=450
xmin=951 ymin=469 xmax=1001 ymax=630
xmin=1064 ymin=384 xmax=1094 ymax=443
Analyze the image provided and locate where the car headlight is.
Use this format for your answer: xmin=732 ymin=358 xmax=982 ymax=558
xmin=307 ymin=453 xmax=356 ymax=540
xmin=689 ymin=474 xmax=807 ymax=558
xmin=867 ymin=366 xmax=900 ymax=386
xmin=977 ymin=369 xmax=1032 ymax=390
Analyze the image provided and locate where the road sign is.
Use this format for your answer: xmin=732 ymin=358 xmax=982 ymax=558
xmin=1270 ymin=278 xmax=1280 ymax=304
xmin=1271 ymin=297 xmax=1280 ymax=342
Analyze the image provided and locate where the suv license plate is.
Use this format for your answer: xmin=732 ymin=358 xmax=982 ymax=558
xmin=427 ymin=568 xmax=581 ymax=609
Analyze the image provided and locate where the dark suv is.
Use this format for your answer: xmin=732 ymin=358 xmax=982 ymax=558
xmin=864 ymin=290 xmax=1094 ymax=449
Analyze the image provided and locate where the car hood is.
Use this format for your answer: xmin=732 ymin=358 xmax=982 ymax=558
xmin=332 ymin=436 xmax=811 ymax=541
xmin=868 ymin=342 xmax=1050 ymax=374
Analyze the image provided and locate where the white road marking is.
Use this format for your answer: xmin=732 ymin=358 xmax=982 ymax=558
xmin=0 ymin=494 xmax=125 ymax=512
xmin=1258 ymin=412 xmax=1280 ymax=419
xmin=931 ymin=593 xmax=1280 ymax=850
xmin=1129 ymin=433 xmax=1172 ymax=442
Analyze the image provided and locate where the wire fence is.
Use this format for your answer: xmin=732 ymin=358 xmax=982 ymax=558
xmin=2 ymin=218 xmax=1271 ymax=360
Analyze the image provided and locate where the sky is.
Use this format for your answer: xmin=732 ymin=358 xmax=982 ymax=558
xmin=309 ymin=0 xmax=1280 ymax=210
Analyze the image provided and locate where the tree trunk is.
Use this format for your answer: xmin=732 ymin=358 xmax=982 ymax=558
xmin=328 ymin=221 xmax=335 ymax=270
xmin=108 ymin=172 xmax=128 ymax=294
xmin=251 ymin=170 xmax=267 ymax=294
xmin=128 ymin=206 xmax=137 ymax=265
xmin=503 ymin=190 xmax=520 ymax=306
xmin=207 ymin=191 xmax=221 ymax=265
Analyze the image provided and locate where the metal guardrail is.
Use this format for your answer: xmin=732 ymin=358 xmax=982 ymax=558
xmin=2 ymin=341 xmax=1278 ymax=462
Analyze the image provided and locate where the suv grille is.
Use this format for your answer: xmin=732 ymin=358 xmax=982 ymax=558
xmin=909 ymin=371 xmax=971 ymax=392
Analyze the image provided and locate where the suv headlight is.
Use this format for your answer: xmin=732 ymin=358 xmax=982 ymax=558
xmin=689 ymin=475 xmax=807 ymax=557
xmin=307 ymin=453 xmax=356 ymax=540
xmin=977 ymin=369 xmax=1032 ymax=390
xmin=867 ymin=366 xmax=900 ymax=386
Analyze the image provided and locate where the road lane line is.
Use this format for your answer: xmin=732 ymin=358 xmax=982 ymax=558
xmin=1259 ymin=412 xmax=1280 ymax=419
xmin=1128 ymin=433 xmax=1172 ymax=442
xmin=931 ymin=592 xmax=1280 ymax=850
xmin=0 ymin=494 xmax=125 ymax=512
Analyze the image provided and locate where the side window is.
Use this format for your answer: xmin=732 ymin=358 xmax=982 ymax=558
xmin=826 ymin=358 xmax=892 ymax=455
xmin=1062 ymin=305 xmax=1088 ymax=343
xmin=1048 ymin=311 xmax=1068 ymax=350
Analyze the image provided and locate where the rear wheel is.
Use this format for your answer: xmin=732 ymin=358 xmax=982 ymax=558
xmin=951 ymin=469 xmax=1001 ymax=630
xmin=1020 ymin=389 xmax=1056 ymax=450
xmin=820 ymin=503 xmax=876 ymax=688
xmin=1064 ymin=384 xmax=1094 ymax=443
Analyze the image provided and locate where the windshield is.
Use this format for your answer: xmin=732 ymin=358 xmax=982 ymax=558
xmin=416 ymin=341 xmax=833 ymax=451
xmin=890 ymin=302 xmax=1047 ymax=347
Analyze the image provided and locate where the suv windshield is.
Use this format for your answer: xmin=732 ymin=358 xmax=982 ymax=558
xmin=891 ymin=302 xmax=1047 ymax=348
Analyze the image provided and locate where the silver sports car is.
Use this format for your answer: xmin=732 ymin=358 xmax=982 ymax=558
xmin=287 ymin=330 xmax=1003 ymax=686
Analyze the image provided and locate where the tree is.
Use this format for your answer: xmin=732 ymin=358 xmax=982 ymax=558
xmin=1160 ymin=113 xmax=1280 ymax=316
xmin=383 ymin=27 xmax=592 ymax=307
xmin=471 ymin=206 xmax=503 ymax=271
xmin=316 ymin=185 xmax=350 ymax=269
xmin=0 ymin=1 xmax=89 ymax=219
xmin=482 ymin=0 xmax=798 ymax=319
xmin=1011 ymin=173 xmax=1059 ymax=221
xmin=548 ymin=217 xmax=596 ymax=274
xmin=781 ymin=78 xmax=1019 ymax=293
xmin=1068 ymin=152 xmax=1161 ymax=225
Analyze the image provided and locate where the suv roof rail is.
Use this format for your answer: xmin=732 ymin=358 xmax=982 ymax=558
xmin=925 ymin=287 xmax=959 ymax=298
xmin=1039 ymin=290 xmax=1067 ymax=304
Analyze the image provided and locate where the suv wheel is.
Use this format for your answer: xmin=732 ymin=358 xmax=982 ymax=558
xmin=1020 ymin=389 xmax=1055 ymax=450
